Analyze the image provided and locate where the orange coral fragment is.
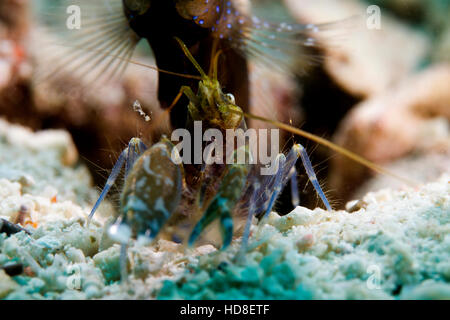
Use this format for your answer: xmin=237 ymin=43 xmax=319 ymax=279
xmin=24 ymin=219 xmax=38 ymax=229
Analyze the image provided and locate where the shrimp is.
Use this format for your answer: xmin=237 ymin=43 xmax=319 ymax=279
xmin=88 ymin=38 xmax=331 ymax=280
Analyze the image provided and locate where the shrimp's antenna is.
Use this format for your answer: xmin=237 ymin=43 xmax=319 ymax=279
xmin=212 ymin=49 xmax=223 ymax=82
xmin=208 ymin=38 xmax=220 ymax=78
xmin=174 ymin=36 xmax=221 ymax=81
xmin=235 ymin=110 xmax=417 ymax=187
xmin=126 ymin=59 xmax=201 ymax=80
xmin=174 ymin=37 xmax=207 ymax=78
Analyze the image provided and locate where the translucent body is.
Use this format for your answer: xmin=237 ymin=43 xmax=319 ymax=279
xmin=89 ymin=39 xmax=253 ymax=248
xmin=88 ymin=38 xmax=332 ymax=280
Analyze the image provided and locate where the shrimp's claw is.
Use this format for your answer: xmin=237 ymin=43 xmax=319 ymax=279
xmin=188 ymin=148 xmax=250 ymax=249
xmin=121 ymin=140 xmax=183 ymax=239
xmin=90 ymin=137 xmax=183 ymax=241
xmin=187 ymin=197 xmax=230 ymax=249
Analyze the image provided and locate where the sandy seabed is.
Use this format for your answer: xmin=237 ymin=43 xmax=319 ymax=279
xmin=0 ymin=119 xmax=448 ymax=300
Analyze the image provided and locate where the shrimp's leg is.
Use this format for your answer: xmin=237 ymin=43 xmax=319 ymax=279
xmin=168 ymin=85 xmax=204 ymax=124
xmin=236 ymin=181 xmax=260 ymax=262
xmin=262 ymin=154 xmax=287 ymax=218
xmin=167 ymin=85 xmax=198 ymax=110
xmin=289 ymin=166 xmax=300 ymax=207
xmin=89 ymin=138 xmax=148 ymax=220
xmin=257 ymin=143 xmax=331 ymax=219
xmin=107 ymin=216 xmax=133 ymax=282
xmin=293 ymin=144 xmax=332 ymax=211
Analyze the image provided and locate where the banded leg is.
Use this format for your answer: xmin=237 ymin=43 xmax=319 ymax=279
xmin=90 ymin=138 xmax=148 ymax=282
xmin=107 ymin=217 xmax=132 ymax=282
xmin=89 ymin=138 xmax=147 ymax=220
xmin=236 ymin=181 xmax=260 ymax=262
xmin=263 ymin=154 xmax=287 ymax=218
xmin=289 ymin=166 xmax=300 ymax=207
xmin=255 ymin=143 xmax=331 ymax=217
xmin=293 ymin=144 xmax=332 ymax=211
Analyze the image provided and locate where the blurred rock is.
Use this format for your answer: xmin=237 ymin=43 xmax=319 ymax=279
xmin=285 ymin=0 xmax=429 ymax=97
xmin=433 ymin=23 xmax=450 ymax=63
xmin=361 ymin=0 xmax=450 ymax=63
xmin=330 ymin=64 xmax=450 ymax=201
xmin=248 ymin=62 xmax=300 ymax=136
xmin=0 ymin=16 xmax=164 ymax=184
xmin=0 ymin=118 xmax=98 ymax=206
xmin=0 ymin=0 xmax=29 ymax=40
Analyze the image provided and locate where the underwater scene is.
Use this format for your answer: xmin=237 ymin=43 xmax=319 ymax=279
xmin=0 ymin=0 xmax=449 ymax=302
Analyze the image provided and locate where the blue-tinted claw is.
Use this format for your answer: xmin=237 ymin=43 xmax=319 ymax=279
xmin=121 ymin=141 xmax=183 ymax=238
xmin=220 ymin=210 xmax=233 ymax=249
xmin=188 ymin=197 xmax=224 ymax=247
xmin=187 ymin=197 xmax=233 ymax=249
xmin=189 ymin=150 xmax=249 ymax=248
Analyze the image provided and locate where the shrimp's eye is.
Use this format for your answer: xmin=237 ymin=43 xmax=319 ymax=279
xmin=123 ymin=0 xmax=151 ymax=15
xmin=225 ymin=93 xmax=236 ymax=105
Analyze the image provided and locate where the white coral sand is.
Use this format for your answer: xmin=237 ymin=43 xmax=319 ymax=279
xmin=0 ymin=120 xmax=448 ymax=299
